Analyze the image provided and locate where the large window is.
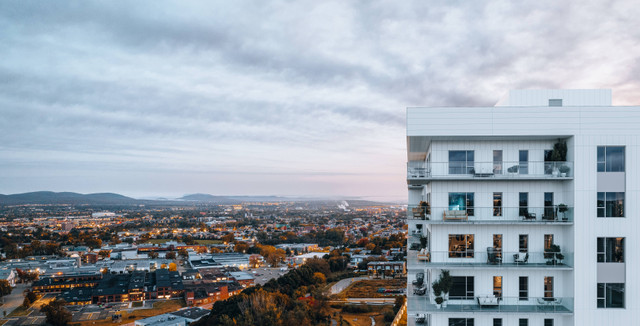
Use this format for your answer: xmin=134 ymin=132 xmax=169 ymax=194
xmin=597 ymin=237 xmax=624 ymax=262
xmin=449 ymin=192 xmax=474 ymax=216
xmin=597 ymin=146 xmax=625 ymax=172
xmin=544 ymin=277 xmax=554 ymax=298
xmin=493 ymin=192 xmax=502 ymax=216
xmin=597 ymin=283 xmax=625 ymax=308
xmin=519 ymin=319 xmax=528 ymax=326
xmin=519 ymin=276 xmax=528 ymax=300
xmin=597 ymin=192 xmax=624 ymax=217
xmin=519 ymin=235 xmax=528 ymax=253
xmin=493 ymin=150 xmax=503 ymax=175
xmin=493 ymin=319 xmax=502 ymax=326
xmin=493 ymin=276 xmax=502 ymax=298
xmin=519 ymin=192 xmax=528 ymax=216
xmin=449 ymin=150 xmax=474 ymax=174
xmin=544 ymin=319 xmax=554 ymax=326
xmin=450 ymin=276 xmax=474 ymax=300
xmin=449 ymin=318 xmax=474 ymax=326
xmin=449 ymin=234 xmax=474 ymax=258
xmin=519 ymin=150 xmax=529 ymax=174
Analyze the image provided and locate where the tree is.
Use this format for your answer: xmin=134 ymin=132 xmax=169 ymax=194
xmin=98 ymin=250 xmax=111 ymax=260
xmin=178 ymin=248 xmax=189 ymax=259
xmin=41 ymin=299 xmax=72 ymax=326
xmin=85 ymin=238 xmax=102 ymax=250
xmin=221 ymin=233 xmax=235 ymax=244
xmin=196 ymin=246 xmax=208 ymax=254
xmin=0 ymin=280 xmax=12 ymax=296
xmin=22 ymin=291 xmax=37 ymax=308
xmin=147 ymin=251 xmax=159 ymax=259
xmin=168 ymin=263 xmax=178 ymax=272
xmin=312 ymin=272 xmax=326 ymax=284
xmin=234 ymin=242 xmax=250 ymax=253
xmin=165 ymin=251 xmax=176 ymax=259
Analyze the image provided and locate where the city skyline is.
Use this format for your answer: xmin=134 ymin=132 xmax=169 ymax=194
xmin=2 ymin=2 xmax=640 ymax=200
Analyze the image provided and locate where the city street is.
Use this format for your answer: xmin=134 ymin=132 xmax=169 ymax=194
xmin=1 ymin=283 xmax=28 ymax=318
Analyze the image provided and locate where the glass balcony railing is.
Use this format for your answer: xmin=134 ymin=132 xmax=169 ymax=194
xmin=407 ymin=206 xmax=573 ymax=223
xmin=415 ymin=296 xmax=573 ymax=313
xmin=408 ymin=161 xmax=573 ymax=180
xmin=417 ymin=250 xmax=573 ymax=268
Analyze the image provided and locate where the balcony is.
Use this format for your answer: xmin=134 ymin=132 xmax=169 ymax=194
xmin=408 ymin=250 xmax=573 ymax=270
xmin=407 ymin=161 xmax=573 ymax=183
xmin=408 ymin=206 xmax=573 ymax=224
xmin=408 ymin=296 xmax=573 ymax=314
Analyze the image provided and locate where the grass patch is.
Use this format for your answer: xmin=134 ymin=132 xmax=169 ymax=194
xmin=7 ymin=306 xmax=31 ymax=317
xmin=131 ymin=301 xmax=143 ymax=308
xmin=194 ymin=239 xmax=223 ymax=245
xmin=342 ymin=279 xmax=405 ymax=298
xmin=70 ymin=299 xmax=186 ymax=326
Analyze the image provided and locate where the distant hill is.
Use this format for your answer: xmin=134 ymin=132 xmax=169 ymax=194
xmin=179 ymin=194 xmax=240 ymax=204
xmin=0 ymin=191 xmax=139 ymax=205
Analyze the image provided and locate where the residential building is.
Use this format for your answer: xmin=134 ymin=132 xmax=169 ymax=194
xmin=407 ymin=89 xmax=634 ymax=326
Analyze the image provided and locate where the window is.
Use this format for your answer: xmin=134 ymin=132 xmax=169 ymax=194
xmin=493 ymin=150 xmax=503 ymax=174
xmin=449 ymin=150 xmax=474 ymax=174
xmin=519 ymin=235 xmax=528 ymax=253
xmin=493 ymin=192 xmax=502 ymax=216
xmin=597 ymin=192 xmax=624 ymax=217
xmin=519 ymin=276 xmax=528 ymax=300
xmin=597 ymin=146 xmax=625 ymax=172
xmin=519 ymin=319 xmax=528 ymax=326
xmin=549 ymin=99 xmax=563 ymax=107
xmin=544 ymin=192 xmax=555 ymax=219
xmin=597 ymin=283 xmax=624 ymax=308
xmin=449 ymin=234 xmax=474 ymax=258
xmin=450 ymin=277 xmax=474 ymax=299
xmin=544 ymin=277 xmax=554 ymax=298
xmin=493 ymin=319 xmax=502 ymax=326
xmin=449 ymin=318 xmax=474 ymax=326
xmin=493 ymin=276 xmax=502 ymax=298
xmin=597 ymin=237 xmax=624 ymax=262
xmin=544 ymin=319 xmax=554 ymax=326
xmin=519 ymin=150 xmax=529 ymax=174
xmin=544 ymin=234 xmax=554 ymax=251
xmin=519 ymin=192 xmax=528 ymax=216
xmin=449 ymin=192 xmax=474 ymax=216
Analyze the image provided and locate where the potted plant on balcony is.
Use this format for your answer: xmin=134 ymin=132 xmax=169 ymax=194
xmin=545 ymin=244 xmax=564 ymax=265
xmin=419 ymin=236 xmax=427 ymax=249
xmin=558 ymin=164 xmax=570 ymax=177
xmin=558 ymin=204 xmax=569 ymax=221
xmin=439 ymin=270 xmax=452 ymax=308
xmin=432 ymin=280 xmax=443 ymax=309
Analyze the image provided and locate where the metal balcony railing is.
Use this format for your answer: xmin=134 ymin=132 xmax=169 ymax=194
xmin=407 ymin=206 xmax=573 ymax=223
xmin=417 ymin=250 xmax=573 ymax=268
xmin=408 ymin=161 xmax=573 ymax=180
xmin=417 ymin=296 xmax=574 ymax=313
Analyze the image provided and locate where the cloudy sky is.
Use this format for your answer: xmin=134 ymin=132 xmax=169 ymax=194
xmin=1 ymin=1 xmax=639 ymax=200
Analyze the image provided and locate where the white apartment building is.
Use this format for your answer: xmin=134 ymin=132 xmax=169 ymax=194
xmin=406 ymin=89 xmax=635 ymax=326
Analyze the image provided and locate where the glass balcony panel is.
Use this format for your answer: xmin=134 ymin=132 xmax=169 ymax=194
xmin=412 ymin=296 xmax=573 ymax=313
xmin=408 ymin=161 xmax=573 ymax=180
xmin=418 ymin=251 xmax=573 ymax=268
xmin=407 ymin=206 xmax=573 ymax=223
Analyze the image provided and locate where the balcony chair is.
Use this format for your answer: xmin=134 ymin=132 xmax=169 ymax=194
xmin=513 ymin=252 xmax=528 ymax=264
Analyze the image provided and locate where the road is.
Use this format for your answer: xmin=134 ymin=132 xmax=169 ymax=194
xmin=1 ymin=283 xmax=28 ymax=317
xmin=330 ymin=276 xmax=368 ymax=295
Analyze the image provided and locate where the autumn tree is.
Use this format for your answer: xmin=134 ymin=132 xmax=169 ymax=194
xmin=178 ymin=248 xmax=189 ymax=259
xmin=165 ymin=251 xmax=176 ymax=259
xmin=98 ymin=250 xmax=111 ymax=260
xmin=147 ymin=251 xmax=159 ymax=259
xmin=312 ymin=272 xmax=326 ymax=284
xmin=41 ymin=299 xmax=72 ymax=326
xmin=234 ymin=242 xmax=250 ymax=253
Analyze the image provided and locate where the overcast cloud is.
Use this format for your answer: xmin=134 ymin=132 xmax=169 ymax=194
xmin=1 ymin=1 xmax=639 ymax=200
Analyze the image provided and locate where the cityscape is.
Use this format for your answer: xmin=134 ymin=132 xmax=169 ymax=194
xmin=2 ymin=1 xmax=639 ymax=326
